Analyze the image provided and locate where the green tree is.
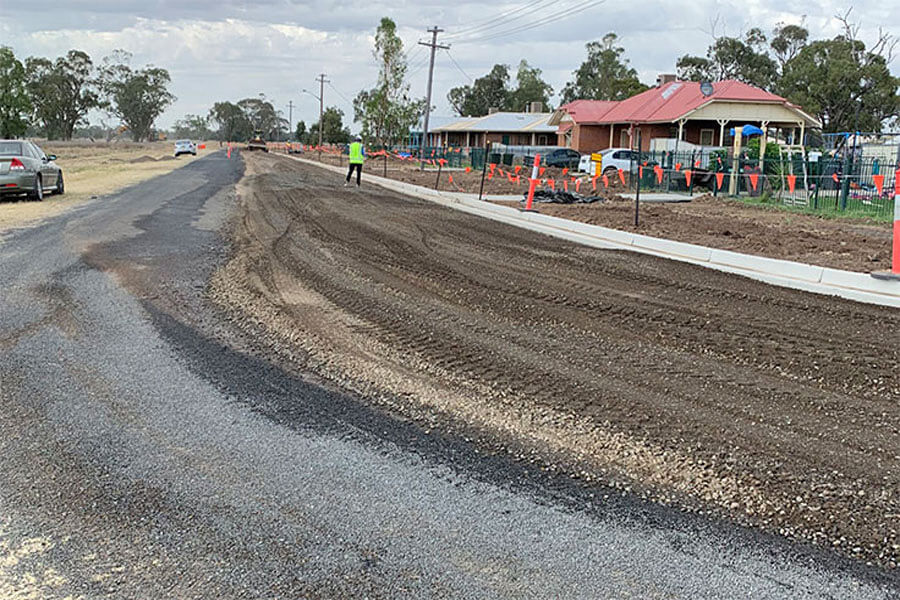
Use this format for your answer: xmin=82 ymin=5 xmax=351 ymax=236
xmin=447 ymin=64 xmax=511 ymax=116
xmin=676 ymin=28 xmax=778 ymax=89
xmin=25 ymin=50 xmax=101 ymax=140
xmin=353 ymin=17 xmax=423 ymax=146
xmin=99 ymin=51 xmax=175 ymax=142
xmin=779 ymin=36 xmax=899 ymax=132
xmin=0 ymin=47 xmax=31 ymax=138
xmin=208 ymin=101 xmax=252 ymax=141
xmin=308 ymin=106 xmax=351 ymax=144
xmin=295 ymin=120 xmax=306 ymax=142
xmin=236 ymin=97 xmax=287 ymax=140
xmin=173 ymin=114 xmax=212 ymax=139
xmin=508 ymin=60 xmax=553 ymax=112
xmin=561 ymin=33 xmax=647 ymax=103
xmin=771 ymin=23 xmax=809 ymax=72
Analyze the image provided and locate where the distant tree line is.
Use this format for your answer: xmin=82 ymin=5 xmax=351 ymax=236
xmin=0 ymin=46 xmax=174 ymax=141
xmin=450 ymin=16 xmax=898 ymax=133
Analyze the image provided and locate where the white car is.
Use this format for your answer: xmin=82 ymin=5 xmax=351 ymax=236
xmin=579 ymin=147 xmax=639 ymax=176
xmin=174 ymin=140 xmax=197 ymax=157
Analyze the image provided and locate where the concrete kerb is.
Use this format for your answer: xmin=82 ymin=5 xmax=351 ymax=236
xmin=289 ymin=156 xmax=900 ymax=309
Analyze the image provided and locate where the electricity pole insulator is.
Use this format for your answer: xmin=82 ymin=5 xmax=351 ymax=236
xmin=419 ymin=27 xmax=449 ymax=167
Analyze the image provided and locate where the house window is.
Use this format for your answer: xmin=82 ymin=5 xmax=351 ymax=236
xmin=700 ymin=129 xmax=715 ymax=146
xmin=538 ymin=135 xmax=547 ymax=145
xmin=620 ymin=130 xmax=630 ymax=148
xmin=502 ymin=135 xmax=510 ymax=145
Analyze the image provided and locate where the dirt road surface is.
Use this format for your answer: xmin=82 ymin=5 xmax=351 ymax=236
xmin=217 ymin=154 xmax=900 ymax=570
xmin=0 ymin=150 xmax=896 ymax=598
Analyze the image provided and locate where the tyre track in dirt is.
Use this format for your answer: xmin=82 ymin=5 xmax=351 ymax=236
xmin=213 ymin=154 xmax=900 ymax=569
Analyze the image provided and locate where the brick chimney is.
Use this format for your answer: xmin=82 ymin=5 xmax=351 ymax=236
xmin=656 ymin=73 xmax=678 ymax=86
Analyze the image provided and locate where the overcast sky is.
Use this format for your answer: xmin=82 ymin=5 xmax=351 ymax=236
xmin=1 ymin=1 xmax=898 ymax=132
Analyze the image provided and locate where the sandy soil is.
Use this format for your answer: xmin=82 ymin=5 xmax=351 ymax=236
xmin=296 ymin=151 xmax=893 ymax=273
xmin=0 ymin=140 xmax=216 ymax=233
xmin=212 ymin=153 xmax=900 ymax=569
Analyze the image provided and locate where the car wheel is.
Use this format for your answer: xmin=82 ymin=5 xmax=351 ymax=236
xmin=56 ymin=172 xmax=64 ymax=195
xmin=30 ymin=175 xmax=43 ymax=201
xmin=603 ymin=167 xmax=617 ymax=177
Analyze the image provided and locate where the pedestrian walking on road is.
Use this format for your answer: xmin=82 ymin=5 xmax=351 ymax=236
xmin=345 ymin=136 xmax=365 ymax=187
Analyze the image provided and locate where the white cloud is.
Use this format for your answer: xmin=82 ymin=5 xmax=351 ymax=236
xmin=1 ymin=1 xmax=897 ymax=130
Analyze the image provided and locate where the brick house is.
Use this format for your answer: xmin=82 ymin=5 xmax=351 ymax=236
xmin=428 ymin=111 xmax=558 ymax=148
xmin=550 ymin=79 xmax=821 ymax=153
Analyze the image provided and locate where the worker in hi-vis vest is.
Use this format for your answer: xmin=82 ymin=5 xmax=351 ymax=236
xmin=345 ymin=136 xmax=365 ymax=187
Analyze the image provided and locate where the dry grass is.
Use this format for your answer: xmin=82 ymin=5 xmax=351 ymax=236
xmin=0 ymin=140 xmax=217 ymax=232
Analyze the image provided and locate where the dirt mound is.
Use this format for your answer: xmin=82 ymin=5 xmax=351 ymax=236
xmin=129 ymin=155 xmax=158 ymax=163
xmin=212 ymin=153 xmax=899 ymax=569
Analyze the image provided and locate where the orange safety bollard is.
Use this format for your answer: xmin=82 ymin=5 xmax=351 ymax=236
xmin=873 ymin=170 xmax=900 ymax=280
xmin=522 ymin=154 xmax=541 ymax=212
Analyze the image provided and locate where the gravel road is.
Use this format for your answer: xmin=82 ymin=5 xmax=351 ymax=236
xmin=0 ymin=151 xmax=896 ymax=598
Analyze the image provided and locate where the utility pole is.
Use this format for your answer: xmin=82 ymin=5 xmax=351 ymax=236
xmin=316 ymin=73 xmax=329 ymax=159
xmin=419 ymin=27 xmax=449 ymax=167
xmin=287 ymin=100 xmax=294 ymax=140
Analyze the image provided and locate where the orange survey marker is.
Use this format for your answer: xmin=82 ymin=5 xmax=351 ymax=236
xmin=617 ymin=169 xmax=625 ymax=186
xmin=786 ymin=174 xmax=797 ymax=193
xmin=654 ymin=165 xmax=663 ymax=184
xmin=873 ymin=174 xmax=885 ymax=196
xmin=675 ymin=162 xmax=682 ymax=171
xmin=684 ymin=169 xmax=692 ymax=187
xmin=749 ymin=173 xmax=759 ymax=191
xmin=715 ymin=172 xmax=724 ymax=189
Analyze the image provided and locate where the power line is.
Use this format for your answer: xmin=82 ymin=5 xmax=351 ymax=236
xmin=455 ymin=0 xmax=606 ymax=45
xmin=443 ymin=48 xmax=473 ymax=82
xmin=444 ymin=0 xmax=563 ymax=41
xmin=444 ymin=0 xmax=553 ymax=39
xmin=327 ymin=81 xmax=353 ymax=105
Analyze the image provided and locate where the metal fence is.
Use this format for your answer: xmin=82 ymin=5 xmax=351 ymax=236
xmin=625 ymin=148 xmax=899 ymax=219
xmin=286 ymin=141 xmax=899 ymax=218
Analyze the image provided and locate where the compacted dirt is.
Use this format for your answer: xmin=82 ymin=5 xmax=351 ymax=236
xmin=213 ymin=153 xmax=900 ymax=569
xmin=297 ymin=151 xmax=892 ymax=273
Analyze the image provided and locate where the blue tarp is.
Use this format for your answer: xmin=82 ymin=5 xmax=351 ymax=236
xmin=729 ymin=124 xmax=764 ymax=137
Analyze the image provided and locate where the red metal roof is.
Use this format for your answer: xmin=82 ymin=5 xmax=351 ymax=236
xmin=558 ymin=99 xmax=618 ymax=124
xmin=560 ymin=80 xmax=791 ymax=125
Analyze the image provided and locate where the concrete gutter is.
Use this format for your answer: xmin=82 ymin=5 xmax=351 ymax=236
xmin=291 ymin=156 xmax=900 ymax=309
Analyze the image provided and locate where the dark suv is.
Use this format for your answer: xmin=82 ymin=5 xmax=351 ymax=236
xmin=540 ymin=148 xmax=581 ymax=169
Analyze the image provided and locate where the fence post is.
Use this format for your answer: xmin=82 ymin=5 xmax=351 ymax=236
xmin=634 ymin=131 xmax=642 ymax=227
xmin=478 ymin=142 xmax=491 ymax=201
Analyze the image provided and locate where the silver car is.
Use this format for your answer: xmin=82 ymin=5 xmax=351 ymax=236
xmin=0 ymin=140 xmax=63 ymax=201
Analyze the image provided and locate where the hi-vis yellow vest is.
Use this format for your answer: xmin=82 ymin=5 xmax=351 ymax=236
xmin=349 ymin=142 xmax=364 ymax=164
